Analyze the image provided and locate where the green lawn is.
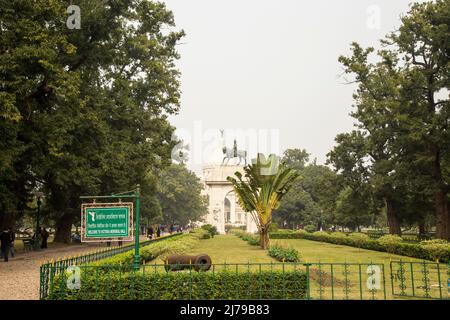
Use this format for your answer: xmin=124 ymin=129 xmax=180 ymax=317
xmin=185 ymin=234 xmax=277 ymax=264
xmin=184 ymin=235 xmax=448 ymax=300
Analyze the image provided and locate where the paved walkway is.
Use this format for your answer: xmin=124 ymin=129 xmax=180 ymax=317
xmin=0 ymin=242 xmax=106 ymax=300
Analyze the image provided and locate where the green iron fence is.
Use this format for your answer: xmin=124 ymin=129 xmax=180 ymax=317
xmin=390 ymin=260 xmax=449 ymax=300
xmin=40 ymin=261 xmax=393 ymax=300
xmin=307 ymin=262 xmax=387 ymax=300
xmin=40 ymin=258 xmax=450 ymax=300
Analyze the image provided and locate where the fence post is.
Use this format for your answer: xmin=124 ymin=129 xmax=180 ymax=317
xmin=304 ymin=263 xmax=311 ymax=300
xmin=436 ymin=262 xmax=442 ymax=300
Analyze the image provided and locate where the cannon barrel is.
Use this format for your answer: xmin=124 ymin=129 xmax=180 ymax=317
xmin=164 ymin=254 xmax=212 ymax=272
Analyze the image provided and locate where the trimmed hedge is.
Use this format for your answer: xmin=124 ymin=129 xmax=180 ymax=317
xmin=268 ymin=244 xmax=300 ymax=262
xmin=232 ymin=230 xmax=260 ymax=246
xmin=91 ymin=229 xmax=209 ymax=267
xmin=270 ymin=230 xmax=450 ymax=262
xmin=46 ymin=269 xmax=307 ymax=300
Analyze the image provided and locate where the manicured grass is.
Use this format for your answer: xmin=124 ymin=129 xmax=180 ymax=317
xmin=185 ymin=234 xmax=277 ymax=264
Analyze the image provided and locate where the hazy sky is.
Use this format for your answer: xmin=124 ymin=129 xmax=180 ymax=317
xmin=161 ymin=0 xmax=425 ymax=174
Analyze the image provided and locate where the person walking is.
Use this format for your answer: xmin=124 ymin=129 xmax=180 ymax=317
xmin=0 ymin=228 xmax=11 ymax=262
xmin=40 ymin=227 xmax=49 ymax=249
xmin=8 ymin=227 xmax=15 ymax=258
xmin=148 ymin=227 xmax=154 ymax=239
xmin=156 ymin=226 xmax=161 ymax=238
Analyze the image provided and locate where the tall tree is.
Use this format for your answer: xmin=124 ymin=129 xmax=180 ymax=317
xmin=387 ymin=0 xmax=450 ymax=239
xmin=156 ymin=164 xmax=208 ymax=227
xmin=0 ymin=1 xmax=184 ymax=241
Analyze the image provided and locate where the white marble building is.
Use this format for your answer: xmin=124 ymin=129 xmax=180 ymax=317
xmin=200 ymin=164 xmax=258 ymax=234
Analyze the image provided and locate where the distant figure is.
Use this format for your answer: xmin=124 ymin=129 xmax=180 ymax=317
xmin=106 ymin=238 xmax=112 ymax=247
xmin=148 ymin=227 xmax=154 ymax=239
xmin=118 ymin=240 xmax=123 ymax=247
xmin=8 ymin=227 xmax=15 ymax=258
xmin=156 ymin=226 xmax=161 ymax=238
xmin=0 ymin=228 xmax=11 ymax=262
xmin=40 ymin=227 xmax=49 ymax=249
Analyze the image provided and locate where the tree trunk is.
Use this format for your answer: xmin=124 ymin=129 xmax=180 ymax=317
xmin=0 ymin=212 xmax=15 ymax=232
xmin=433 ymin=151 xmax=450 ymax=240
xmin=54 ymin=213 xmax=74 ymax=243
xmin=435 ymin=188 xmax=450 ymax=240
xmin=259 ymin=226 xmax=269 ymax=250
xmin=418 ymin=219 xmax=426 ymax=235
xmin=386 ymin=199 xmax=401 ymax=235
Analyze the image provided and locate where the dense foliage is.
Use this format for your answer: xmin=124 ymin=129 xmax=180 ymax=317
xmin=46 ymin=269 xmax=307 ymax=300
xmin=268 ymin=244 xmax=300 ymax=262
xmin=274 ymin=1 xmax=449 ymax=239
xmin=201 ymin=224 xmax=219 ymax=238
xmin=0 ymin=0 xmax=186 ymax=241
xmin=156 ymin=164 xmax=208 ymax=227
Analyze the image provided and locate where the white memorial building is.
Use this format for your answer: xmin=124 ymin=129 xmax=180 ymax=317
xmin=200 ymin=164 xmax=258 ymax=234
xmin=195 ymin=134 xmax=259 ymax=234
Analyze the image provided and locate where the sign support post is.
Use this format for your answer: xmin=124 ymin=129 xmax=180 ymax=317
xmin=133 ymin=185 xmax=140 ymax=271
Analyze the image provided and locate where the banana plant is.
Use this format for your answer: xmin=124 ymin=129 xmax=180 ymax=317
xmin=227 ymin=154 xmax=300 ymax=249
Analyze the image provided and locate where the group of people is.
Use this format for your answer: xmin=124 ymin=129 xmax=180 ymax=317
xmin=0 ymin=227 xmax=50 ymax=262
xmin=35 ymin=227 xmax=50 ymax=249
xmin=146 ymin=225 xmax=184 ymax=239
xmin=146 ymin=226 xmax=162 ymax=239
xmin=0 ymin=228 xmax=15 ymax=262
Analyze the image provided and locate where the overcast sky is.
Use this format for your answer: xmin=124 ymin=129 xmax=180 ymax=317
xmin=161 ymin=0 xmax=425 ymax=174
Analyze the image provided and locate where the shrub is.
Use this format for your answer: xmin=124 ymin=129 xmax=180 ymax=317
xmin=377 ymin=235 xmax=403 ymax=253
xmin=231 ymin=229 xmax=260 ymax=246
xmin=224 ymin=224 xmax=233 ymax=234
xmin=268 ymin=244 xmax=300 ymax=262
xmin=268 ymin=223 xmax=279 ymax=233
xmin=46 ymin=269 xmax=307 ymax=300
xmin=420 ymin=239 xmax=450 ymax=261
xmin=303 ymin=225 xmax=316 ymax=233
xmin=348 ymin=233 xmax=370 ymax=248
xmin=201 ymin=224 xmax=218 ymax=237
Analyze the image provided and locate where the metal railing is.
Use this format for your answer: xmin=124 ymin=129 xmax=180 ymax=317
xmin=39 ymin=261 xmax=402 ymax=300
xmin=390 ymin=260 xmax=448 ymax=299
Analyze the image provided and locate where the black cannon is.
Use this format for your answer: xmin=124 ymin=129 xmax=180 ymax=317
xmin=164 ymin=254 xmax=212 ymax=272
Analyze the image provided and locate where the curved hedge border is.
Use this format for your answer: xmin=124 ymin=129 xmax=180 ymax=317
xmin=46 ymin=269 xmax=307 ymax=300
xmin=232 ymin=230 xmax=301 ymax=262
xmin=91 ymin=229 xmax=209 ymax=267
xmin=270 ymin=231 xmax=450 ymax=262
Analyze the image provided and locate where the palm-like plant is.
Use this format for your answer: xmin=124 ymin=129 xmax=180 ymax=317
xmin=227 ymin=154 xmax=300 ymax=249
